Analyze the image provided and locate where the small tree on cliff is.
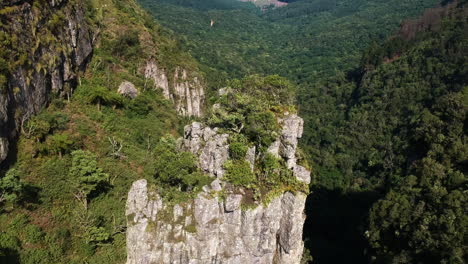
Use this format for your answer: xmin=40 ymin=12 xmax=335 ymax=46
xmin=86 ymin=86 xmax=122 ymax=111
xmin=69 ymin=150 xmax=109 ymax=210
xmin=0 ymin=169 xmax=25 ymax=209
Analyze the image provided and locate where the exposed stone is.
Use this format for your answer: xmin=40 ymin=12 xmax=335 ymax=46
xmin=144 ymin=60 xmax=170 ymax=99
xmin=118 ymin=81 xmax=138 ymax=99
xmin=126 ymin=112 xmax=310 ymax=264
xmin=126 ymin=180 xmax=306 ymax=264
xmin=294 ymin=165 xmax=311 ymax=184
xmin=0 ymin=138 xmax=8 ymax=162
xmin=173 ymin=67 xmax=205 ymax=118
xmin=210 ymin=179 xmax=223 ymax=192
xmin=224 ymin=194 xmax=243 ymax=212
xmin=245 ymin=146 xmax=256 ymax=171
xmin=144 ymin=61 xmax=205 ymax=117
xmin=278 ymin=114 xmax=304 ymax=169
xmin=181 ymin=122 xmax=230 ymax=179
xmin=0 ymin=0 xmax=93 ymax=165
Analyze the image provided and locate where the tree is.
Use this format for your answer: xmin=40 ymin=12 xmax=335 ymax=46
xmin=45 ymin=133 xmax=74 ymax=158
xmin=0 ymin=169 xmax=25 ymax=207
xmin=69 ymin=150 xmax=109 ymax=210
xmin=153 ymin=136 xmax=211 ymax=191
xmin=86 ymin=86 xmax=122 ymax=111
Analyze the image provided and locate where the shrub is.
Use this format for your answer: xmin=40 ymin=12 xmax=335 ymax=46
xmin=229 ymin=142 xmax=248 ymax=160
xmin=224 ymin=160 xmax=256 ymax=186
xmin=85 ymin=226 xmax=110 ymax=246
xmin=153 ymin=136 xmax=212 ymax=191
xmin=83 ymin=86 xmax=123 ymax=110
xmin=43 ymin=133 xmax=74 ymax=158
xmin=244 ymin=110 xmax=278 ymax=147
xmin=24 ymin=225 xmax=44 ymax=244
xmin=0 ymin=169 xmax=25 ymax=206
xmin=21 ymin=248 xmax=52 ymax=264
xmin=0 ymin=232 xmax=20 ymax=262
xmin=111 ymin=30 xmax=141 ymax=59
xmin=69 ymin=150 xmax=109 ymax=209
xmin=126 ymin=94 xmax=153 ymax=117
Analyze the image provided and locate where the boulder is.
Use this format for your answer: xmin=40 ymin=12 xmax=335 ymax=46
xmin=118 ymin=81 xmax=138 ymax=99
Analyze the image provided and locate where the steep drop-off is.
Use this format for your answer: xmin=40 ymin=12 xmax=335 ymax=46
xmin=0 ymin=0 xmax=93 ymax=165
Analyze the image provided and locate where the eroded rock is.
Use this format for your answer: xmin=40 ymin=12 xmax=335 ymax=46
xmin=0 ymin=0 xmax=93 ymax=165
xmin=118 ymin=81 xmax=138 ymax=99
xmin=181 ymin=122 xmax=230 ymax=179
xmin=144 ymin=61 xmax=205 ymax=117
xmin=126 ymin=180 xmax=306 ymax=264
xmin=126 ymin=113 xmax=310 ymax=264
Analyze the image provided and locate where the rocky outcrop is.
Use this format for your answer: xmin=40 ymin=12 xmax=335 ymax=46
xmin=118 ymin=81 xmax=139 ymax=99
xmin=144 ymin=61 xmax=205 ymax=117
xmin=238 ymin=0 xmax=288 ymax=8
xmin=0 ymin=0 xmax=93 ymax=165
xmin=127 ymin=179 xmax=307 ymax=264
xmin=180 ymin=122 xmax=230 ymax=179
xmin=126 ymin=113 xmax=310 ymax=264
xmin=268 ymin=113 xmax=310 ymax=184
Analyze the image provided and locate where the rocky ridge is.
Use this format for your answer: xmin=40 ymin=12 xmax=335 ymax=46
xmin=0 ymin=0 xmax=93 ymax=165
xmin=145 ymin=60 xmax=205 ymax=117
xmin=126 ymin=112 xmax=310 ymax=264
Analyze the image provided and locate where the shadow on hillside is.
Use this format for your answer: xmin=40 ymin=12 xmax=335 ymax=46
xmin=303 ymin=188 xmax=380 ymax=264
xmin=0 ymin=249 xmax=20 ymax=264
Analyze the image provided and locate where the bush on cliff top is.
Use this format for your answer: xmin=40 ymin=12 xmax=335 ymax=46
xmin=153 ymin=136 xmax=212 ymax=193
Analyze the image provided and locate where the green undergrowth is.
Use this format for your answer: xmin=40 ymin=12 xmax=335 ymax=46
xmin=0 ymin=0 xmax=206 ymax=262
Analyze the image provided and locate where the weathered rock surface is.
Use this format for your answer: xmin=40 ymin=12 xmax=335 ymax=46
xmin=126 ymin=180 xmax=307 ymax=264
xmin=0 ymin=0 xmax=93 ymax=165
xmin=269 ymin=113 xmax=310 ymax=185
xmin=180 ymin=122 xmax=230 ymax=179
xmin=144 ymin=61 xmax=205 ymax=117
xmin=126 ymin=113 xmax=310 ymax=264
xmin=118 ymin=81 xmax=139 ymax=99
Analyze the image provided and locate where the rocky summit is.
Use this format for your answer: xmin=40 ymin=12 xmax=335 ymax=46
xmin=126 ymin=112 xmax=310 ymax=264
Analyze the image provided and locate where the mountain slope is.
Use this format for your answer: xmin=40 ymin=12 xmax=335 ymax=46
xmin=0 ymin=0 xmax=207 ymax=262
xmin=301 ymin=2 xmax=467 ymax=263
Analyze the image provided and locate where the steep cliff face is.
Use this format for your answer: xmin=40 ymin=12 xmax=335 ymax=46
xmin=126 ymin=113 xmax=310 ymax=264
xmin=0 ymin=0 xmax=93 ymax=164
xmin=145 ymin=60 xmax=205 ymax=117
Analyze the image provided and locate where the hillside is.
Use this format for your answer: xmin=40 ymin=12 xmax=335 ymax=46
xmin=0 ymin=0 xmax=466 ymax=263
xmin=302 ymin=2 xmax=467 ymax=263
xmin=0 ymin=0 xmax=205 ymax=262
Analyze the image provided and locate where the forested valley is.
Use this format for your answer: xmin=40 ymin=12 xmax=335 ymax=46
xmin=139 ymin=0 xmax=467 ymax=263
xmin=0 ymin=0 xmax=466 ymax=263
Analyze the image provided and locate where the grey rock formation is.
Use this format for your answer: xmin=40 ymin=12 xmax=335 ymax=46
xmin=118 ymin=81 xmax=138 ymax=99
xmin=181 ymin=122 xmax=230 ymax=179
xmin=126 ymin=113 xmax=310 ymax=264
xmin=126 ymin=180 xmax=307 ymax=264
xmin=144 ymin=61 xmax=205 ymax=117
xmin=268 ymin=113 xmax=310 ymax=184
xmin=0 ymin=0 xmax=93 ymax=165
xmin=144 ymin=60 xmax=170 ymax=99
xmin=0 ymin=138 xmax=8 ymax=163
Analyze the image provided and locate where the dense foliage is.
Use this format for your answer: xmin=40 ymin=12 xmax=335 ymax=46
xmin=1 ymin=0 xmax=466 ymax=263
xmin=300 ymin=3 xmax=467 ymax=263
xmin=138 ymin=0 xmax=439 ymax=87
xmin=208 ymin=75 xmax=308 ymax=203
